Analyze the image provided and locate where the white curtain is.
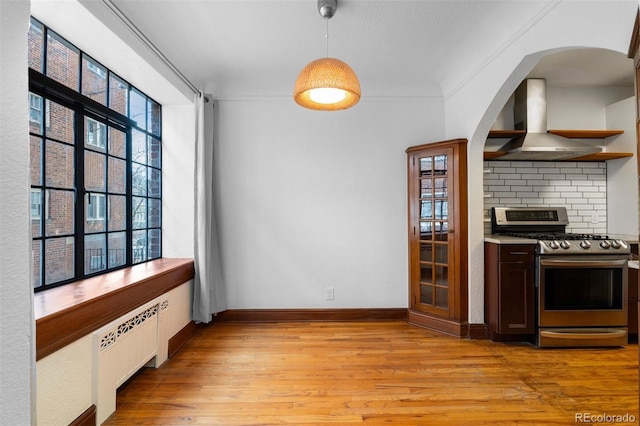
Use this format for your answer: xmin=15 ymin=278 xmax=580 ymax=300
xmin=192 ymin=93 xmax=226 ymax=323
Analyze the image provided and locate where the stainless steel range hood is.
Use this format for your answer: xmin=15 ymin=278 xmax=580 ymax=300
xmin=497 ymin=79 xmax=601 ymax=161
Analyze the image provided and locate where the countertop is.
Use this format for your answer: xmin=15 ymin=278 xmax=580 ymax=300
xmin=484 ymin=235 xmax=537 ymax=244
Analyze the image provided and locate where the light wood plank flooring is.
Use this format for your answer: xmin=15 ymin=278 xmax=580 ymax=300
xmin=104 ymin=321 xmax=638 ymax=425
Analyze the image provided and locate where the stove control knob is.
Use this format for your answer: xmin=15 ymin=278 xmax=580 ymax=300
xmin=548 ymin=240 xmax=559 ymax=249
xmin=610 ymin=240 xmax=621 ymax=249
xmin=599 ymin=240 xmax=611 ymax=249
xmin=579 ymin=240 xmax=591 ymax=249
xmin=560 ymin=240 xmax=571 ymax=249
xmin=617 ymin=240 xmax=628 ymax=250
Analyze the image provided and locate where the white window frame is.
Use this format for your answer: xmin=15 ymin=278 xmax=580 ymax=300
xmin=30 ymin=189 xmax=41 ymax=219
xmin=29 ymin=93 xmax=42 ymax=124
xmin=87 ymin=193 xmax=106 ymax=221
xmin=86 ymin=117 xmax=106 ymax=149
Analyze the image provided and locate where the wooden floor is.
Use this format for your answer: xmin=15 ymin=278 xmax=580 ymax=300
xmin=104 ymin=321 xmax=639 ymax=425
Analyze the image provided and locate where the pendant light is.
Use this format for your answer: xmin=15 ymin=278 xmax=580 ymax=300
xmin=293 ymin=0 xmax=361 ymax=111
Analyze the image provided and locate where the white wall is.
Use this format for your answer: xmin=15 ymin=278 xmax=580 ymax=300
xmin=444 ymin=0 xmax=637 ymax=324
xmin=216 ymin=98 xmax=443 ymax=308
xmin=0 ymin=1 xmax=36 ymax=424
xmin=162 ymin=104 xmax=196 ymax=258
xmin=606 ymin=97 xmax=639 ymax=236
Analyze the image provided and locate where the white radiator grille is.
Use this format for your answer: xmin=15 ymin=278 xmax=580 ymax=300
xmin=93 ymin=298 xmax=168 ymax=425
xmin=99 ymin=304 xmax=158 ymax=352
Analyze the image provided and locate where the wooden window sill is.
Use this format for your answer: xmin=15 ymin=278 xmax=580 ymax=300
xmin=34 ymin=258 xmax=195 ymax=361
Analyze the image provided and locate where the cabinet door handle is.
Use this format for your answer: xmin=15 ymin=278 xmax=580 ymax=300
xmin=509 ymin=251 xmax=529 ymax=255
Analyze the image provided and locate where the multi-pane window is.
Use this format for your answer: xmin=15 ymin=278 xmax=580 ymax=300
xmin=28 ymin=17 xmax=162 ymax=291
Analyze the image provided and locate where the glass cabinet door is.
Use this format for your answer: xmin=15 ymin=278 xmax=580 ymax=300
xmin=407 ymin=139 xmax=467 ymax=333
xmin=418 ymin=153 xmax=451 ymax=312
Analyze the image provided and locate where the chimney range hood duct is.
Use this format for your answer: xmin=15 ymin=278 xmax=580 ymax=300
xmin=497 ymin=79 xmax=601 ymax=161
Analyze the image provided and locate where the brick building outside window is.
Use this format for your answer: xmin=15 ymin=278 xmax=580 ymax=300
xmin=28 ymin=17 xmax=162 ymax=290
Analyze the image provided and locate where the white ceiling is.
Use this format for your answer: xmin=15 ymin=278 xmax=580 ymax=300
xmin=103 ymin=0 xmax=635 ymax=100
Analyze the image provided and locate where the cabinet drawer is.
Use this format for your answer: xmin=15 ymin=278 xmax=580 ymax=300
xmin=499 ymin=245 xmax=534 ymax=262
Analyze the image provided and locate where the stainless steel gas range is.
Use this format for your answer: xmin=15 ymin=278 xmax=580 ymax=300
xmin=491 ymin=206 xmax=630 ymax=347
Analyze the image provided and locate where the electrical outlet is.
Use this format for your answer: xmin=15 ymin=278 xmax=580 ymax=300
xmin=325 ymin=287 xmax=334 ymax=301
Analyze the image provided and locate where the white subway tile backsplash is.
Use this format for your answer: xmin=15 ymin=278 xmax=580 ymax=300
xmin=484 ymin=160 xmax=608 ymax=234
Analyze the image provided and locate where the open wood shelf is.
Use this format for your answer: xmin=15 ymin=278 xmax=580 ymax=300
xmin=483 ymin=151 xmax=633 ymax=161
xmin=487 ymin=130 xmax=525 ymax=138
xmin=485 ymin=129 xmax=631 ymax=161
xmin=547 ymin=129 xmax=624 ymax=138
xmin=488 ymin=129 xmax=624 ymax=139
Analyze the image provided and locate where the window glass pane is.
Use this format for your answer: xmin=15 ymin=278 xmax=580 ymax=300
xmin=148 ymin=198 xmax=161 ymax=228
xmin=81 ymin=54 xmax=107 ymax=105
xmin=132 ymin=230 xmax=147 ymax=264
xmin=435 ymin=244 xmax=448 ymax=264
xmin=108 ymin=232 xmax=126 ymax=268
xmin=46 ymin=29 xmax=79 ymax=91
xmin=132 ymin=197 xmax=147 ymax=229
xmin=45 ymin=100 xmax=74 ymax=144
xmin=148 ymin=168 xmax=161 ymax=198
xmin=108 ymin=73 xmax=128 ymax=115
xmin=420 ymin=201 xmax=433 ymax=219
xmin=85 ymin=151 xmax=106 ymax=191
xmin=148 ymin=98 xmax=161 ymax=136
xmin=45 ymin=189 xmax=74 ymax=236
xmin=129 ymin=88 xmax=146 ymax=130
xmin=28 ymin=18 xmax=44 ymax=72
xmin=30 ymin=135 xmax=42 ymax=185
xmin=31 ymin=189 xmax=42 ymax=238
xmin=132 ymin=129 xmax=147 ymax=164
xmin=149 ymin=136 xmax=161 ymax=168
xmin=85 ymin=117 xmax=107 ymax=151
xmin=109 ymin=127 xmax=126 ymax=158
xmin=45 ymin=236 xmax=74 ymax=285
xmin=419 ymin=157 xmax=432 ymax=176
xmin=32 ymin=240 xmax=42 ymax=288
xmin=434 ymin=177 xmax=447 ymax=198
xmin=148 ymin=229 xmax=160 ymax=259
xmin=45 ymin=140 xmax=74 ymax=188
xmin=108 ymin=195 xmax=126 ymax=232
xmin=29 ymin=93 xmax=43 ymax=134
xmin=108 ymin=157 xmax=126 ymax=194
xmin=85 ymin=234 xmax=106 ymax=274
xmin=434 ymin=155 xmax=447 ymax=175
xmin=132 ymin=164 xmax=147 ymax=196
xmin=85 ymin=193 xmax=106 ymax=233
xmin=435 ymin=286 xmax=448 ymax=308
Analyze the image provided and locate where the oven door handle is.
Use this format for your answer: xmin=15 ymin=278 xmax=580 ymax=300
xmin=539 ymin=258 xmax=628 ymax=268
xmin=540 ymin=329 xmax=627 ymax=340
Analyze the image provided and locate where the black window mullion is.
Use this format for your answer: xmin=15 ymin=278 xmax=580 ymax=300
xmin=74 ymin=107 xmax=85 ymax=280
xmin=125 ymin=125 xmax=133 ymax=266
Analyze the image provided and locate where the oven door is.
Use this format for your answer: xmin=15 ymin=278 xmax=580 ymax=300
xmin=537 ymin=256 xmax=628 ymax=347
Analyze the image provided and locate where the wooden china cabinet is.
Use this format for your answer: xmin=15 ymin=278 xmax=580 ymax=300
xmin=406 ymin=139 xmax=468 ymax=337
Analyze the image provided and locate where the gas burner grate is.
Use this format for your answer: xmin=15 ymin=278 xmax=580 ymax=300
xmin=502 ymin=232 xmax=609 ymax=241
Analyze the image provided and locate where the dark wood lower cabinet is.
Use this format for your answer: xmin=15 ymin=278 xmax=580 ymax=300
xmin=484 ymin=242 xmax=535 ymax=342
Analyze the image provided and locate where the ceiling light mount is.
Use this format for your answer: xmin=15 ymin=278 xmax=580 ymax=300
xmin=318 ymin=0 xmax=337 ymax=19
xmin=293 ymin=0 xmax=360 ymax=111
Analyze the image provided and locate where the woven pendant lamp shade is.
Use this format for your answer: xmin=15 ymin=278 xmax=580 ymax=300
xmin=293 ymin=57 xmax=361 ymax=111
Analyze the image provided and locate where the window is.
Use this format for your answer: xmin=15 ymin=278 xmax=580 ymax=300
xmin=28 ymin=17 xmax=162 ymax=291
xmin=86 ymin=117 xmax=106 ymax=149
xmin=86 ymin=193 xmax=106 ymax=221
xmin=28 ymin=93 xmax=42 ymax=124
xmin=30 ymin=189 xmax=41 ymax=219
